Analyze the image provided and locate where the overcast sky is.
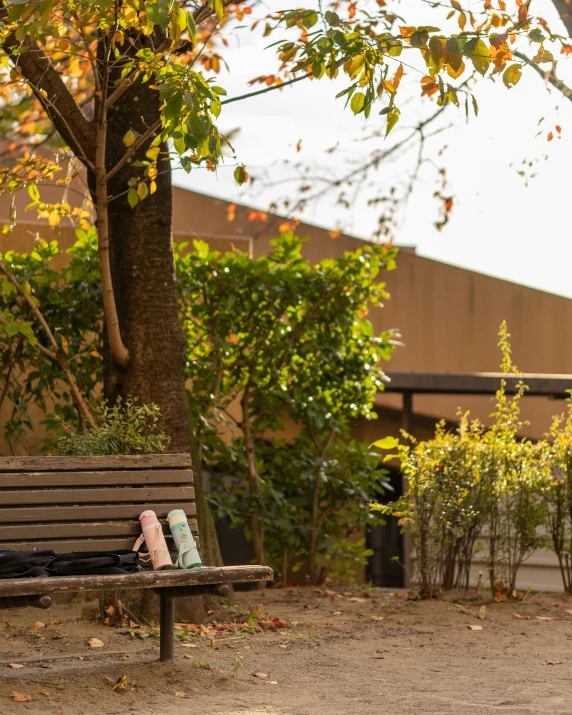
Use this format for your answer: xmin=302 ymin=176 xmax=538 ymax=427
xmin=175 ymin=0 xmax=572 ymax=298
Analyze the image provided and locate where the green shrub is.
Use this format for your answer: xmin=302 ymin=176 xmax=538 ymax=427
xmin=58 ymin=399 xmax=170 ymax=456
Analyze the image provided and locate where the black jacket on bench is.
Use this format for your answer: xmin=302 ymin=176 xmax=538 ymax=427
xmin=0 ymin=550 xmax=141 ymax=578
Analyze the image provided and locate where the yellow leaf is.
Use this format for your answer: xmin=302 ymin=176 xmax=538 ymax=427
xmin=48 ymin=210 xmax=60 ymax=227
xmin=137 ymin=182 xmax=149 ymax=201
xmin=503 ymin=63 xmax=522 ymax=88
xmin=146 ymin=146 xmax=160 ymax=161
xmin=149 ymin=180 xmax=157 ymax=194
xmin=382 ymin=79 xmax=396 ymax=94
xmin=88 ymin=637 xmax=104 ymax=648
xmin=123 ymin=129 xmax=136 ymax=148
xmin=113 ymin=30 xmax=124 ymax=45
xmin=61 ymin=336 xmax=69 ymax=355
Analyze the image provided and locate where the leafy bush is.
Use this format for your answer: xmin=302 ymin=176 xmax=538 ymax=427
xmin=58 ymin=399 xmax=170 ymax=456
xmin=377 ymin=323 xmax=549 ymax=599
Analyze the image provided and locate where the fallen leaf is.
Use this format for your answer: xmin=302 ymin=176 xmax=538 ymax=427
xmin=535 ymin=616 xmax=553 ymax=621
xmin=11 ymin=691 xmax=32 ymax=702
xmin=267 ymin=680 xmax=278 ymax=685
xmin=332 ymin=611 xmax=342 ymax=616
xmin=279 ymin=644 xmax=288 ymax=649
xmin=396 ymin=593 xmax=407 ymax=599
xmin=33 ymin=621 xmax=45 ymax=629
xmin=56 ymin=710 xmax=63 ymax=715
xmin=249 ymin=604 xmax=265 ymax=620
xmin=206 ymin=609 xmax=215 ymax=616
xmin=512 ymin=613 xmax=531 ymax=620
xmin=88 ymin=637 xmax=104 ymax=648
xmin=565 ymin=610 xmax=572 ymax=615
xmin=8 ymin=664 xmax=24 ymax=669
xmin=181 ymin=643 xmax=198 ymax=648
xmin=371 ymin=616 xmax=384 ymax=622
xmin=41 ymin=689 xmax=49 ymax=696
xmin=175 ymin=691 xmax=187 ymax=697
xmin=51 ymin=619 xmax=61 ymax=626
xmin=478 ymin=606 xmax=486 ymax=620
xmin=325 ymin=589 xmax=340 ymax=599
xmin=184 ymin=654 xmax=194 ymax=660
xmin=467 ymin=625 xmax=483 ymax=631
xmin=112 ymin=674 xmax=128 ymax=692
xmin=272 ymin=618 xmax=288 ymax=628
xmin=252 ymin=672 xmax=269 ymax=679
xmin=346 ymin=597 xmax=368 ymax=603
xmin=545 ymin=660 xmax=562 ymax=665
xmin=258 ymin=619 xmax=274 ymax=630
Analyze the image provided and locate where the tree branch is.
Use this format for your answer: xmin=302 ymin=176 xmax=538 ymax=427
xmin=3 ymin=33 xmax=95 ymax=167
xmin=514 ymin=51 xmax=572 ymax=102
xmin=105 ymin=118 xmax=162 ymax=182
xmin=0 ymin=263 xmax=99 ymax=431
xmin=221 ymin=73 xmax=310 ymax=106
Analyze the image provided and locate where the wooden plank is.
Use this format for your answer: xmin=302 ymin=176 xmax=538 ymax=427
xmin=0 ymin=502 xmax=196 ymax=523
xmin=0 ymin=537 xmax=165 ymax=553
xmin=0 ymin=519 xmax=198 ymax=541
xmin=0 ymin=469 xmax=193 ymax=488
xmin=0 ymin=486 xmax=194 ymax=505
xmin=0 ymin=565 xmax=274 ymax=597
xmin=0 ymin=454 xmax=191 ymax=473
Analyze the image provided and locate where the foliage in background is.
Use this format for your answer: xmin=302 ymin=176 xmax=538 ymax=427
xmin=544 ymin=403 xmax=572 ymax=594
xmin=58 ymin=399 xmax=170 ymax=456
xmin=177 ymin=233 xmax=398 ymax=580
xmin=2 ymin=234 xmax=396 ymax=583
xmin=0 ymin=231 xmax=102 ymax=449
xmin=376 ymin=322 xmax=554 ymax=599
xmin=208 ymin=434 xmax=388 ymax=583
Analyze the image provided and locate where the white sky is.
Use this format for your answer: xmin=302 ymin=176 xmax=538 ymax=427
xmin=174 ymin=0 xmax=572 ymax=297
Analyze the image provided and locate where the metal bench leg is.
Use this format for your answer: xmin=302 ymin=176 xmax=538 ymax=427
xmin=159 ymin=592 xmax=175 ymax=662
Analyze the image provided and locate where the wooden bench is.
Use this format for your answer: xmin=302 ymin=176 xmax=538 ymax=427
xmin=0 ymin=454 xmax=273 ymax=660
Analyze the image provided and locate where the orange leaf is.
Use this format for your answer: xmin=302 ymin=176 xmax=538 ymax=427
xmin=518 ymin=3 xmax=527 ymax=24
xmin=547 ymin=131 xmax=554 ymax=142
xmin=556 ymin=125 xmax=562 ymax=134
xmin=392 ymin=64 xmax=404 ymax=89
xmin=11 ymin=692 xmax=32 ymax=702
xmin=420 ymin=76 xmax=439 ymax=97
xmin=328 ymin=229 xmax=341 ymax=239
xmin=227 ymin=203 xmax=236 ymax=222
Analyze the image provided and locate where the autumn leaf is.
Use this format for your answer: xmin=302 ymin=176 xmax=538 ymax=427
xmin=234 ymin=165 xmax=248 ymax=185
xmin=175 ymin=691 xmax=188 ymax=697
xmin=252 ymin=672 xmax=269 ymax=679
xmin=547 ymin=131 xmax=554 ymax=142
xmin=467 ymin=625 xmax=482 ymax=631
xmin=350 ymin=92 xmax=366 ymax=114
xmin=328 ymin=229 xmax=341 ymax=239
xmin=503 ymin=64 xmax=522 ymax=88
xmin=123 ymin=129 xmax=136 ymax=148
xmin=421 ymin=76 xmax=439 ymax=97
xmin=11 ymin=692 xmax=32 ymax=702
xmin=88 ymin=637 xmax=104 ymax=648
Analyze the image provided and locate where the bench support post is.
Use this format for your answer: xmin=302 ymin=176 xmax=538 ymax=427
xmin=159 ymin=591 xmax=175 ymax=662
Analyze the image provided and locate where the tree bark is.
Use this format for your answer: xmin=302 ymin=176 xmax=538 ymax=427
xmin=98 ymin=78 xmax=190 ymax=454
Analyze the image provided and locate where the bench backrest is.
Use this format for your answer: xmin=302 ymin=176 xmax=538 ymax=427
xmin=0 ymin=454 xmax=197 ymax=555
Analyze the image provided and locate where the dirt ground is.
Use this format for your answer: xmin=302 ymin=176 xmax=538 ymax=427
xmin=1 ymin=585 xmax=572 ymax=715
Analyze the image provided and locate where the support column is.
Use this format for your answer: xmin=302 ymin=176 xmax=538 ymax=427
xmin=159 ymin=592 xmax=175 ymax=662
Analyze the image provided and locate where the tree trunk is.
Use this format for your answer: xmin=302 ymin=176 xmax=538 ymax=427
xmin=94 ymin=76 xmax=203 ymax=621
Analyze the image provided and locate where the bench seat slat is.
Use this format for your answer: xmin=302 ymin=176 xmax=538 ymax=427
xmin=0 ymin=486 xmax=194 ymax=506
xmin=0 ymin=470 xmax=193 ymax=488
xmin=0 ymin=502 xmax=197 ymax=523
xmin=0 ymin=520 xmax=198 ymax=541
xmin=0 ymin=565 xmax=273 ymax=597
xmin=0 ymin=455 xmax=192 ymax=472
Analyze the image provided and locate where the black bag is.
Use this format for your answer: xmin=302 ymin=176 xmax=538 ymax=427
xmin=48 ymin=550 xmax=142 ymax=576
xmin=0 ymin=550 xmax=56 ymax=579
